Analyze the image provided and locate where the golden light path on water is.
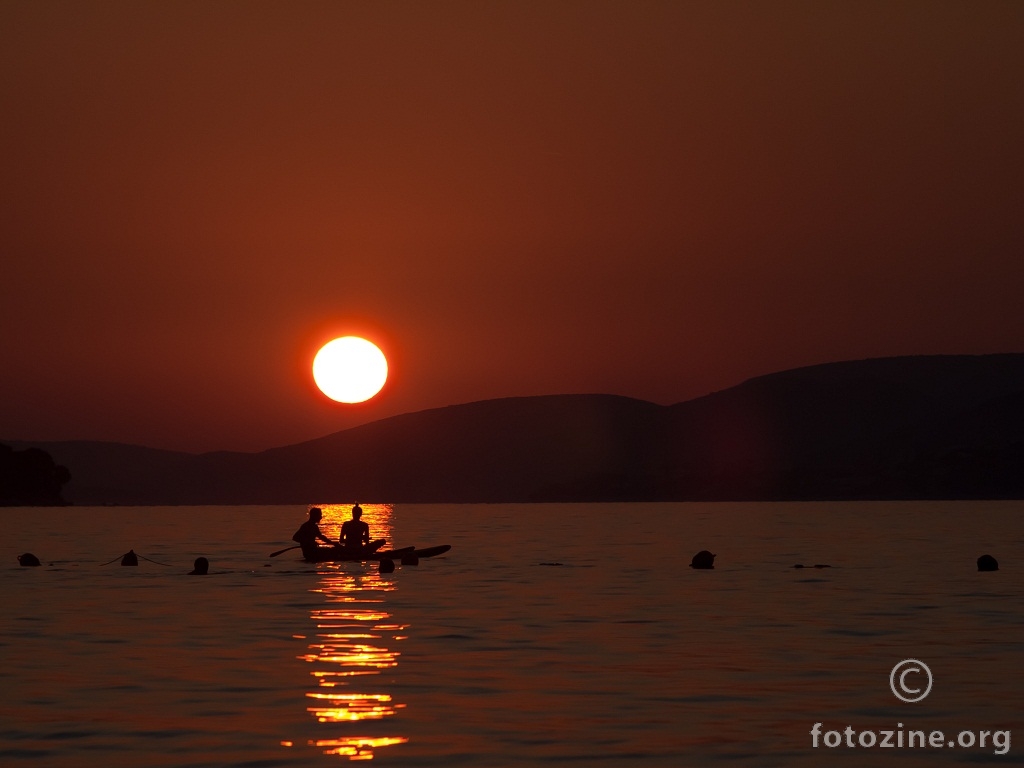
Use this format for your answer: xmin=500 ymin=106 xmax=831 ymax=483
xmin=292 ymin=503 xmax=408 ymax=761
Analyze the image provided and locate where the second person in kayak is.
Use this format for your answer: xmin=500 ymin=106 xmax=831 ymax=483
xmin=340 ymin=504 xmax=385 ymax=555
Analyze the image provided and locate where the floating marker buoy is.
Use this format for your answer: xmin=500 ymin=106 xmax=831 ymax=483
xmin=379 ymin=559 xmax=395 ymax=573
xmin=978 ymin=554 xmax=999 ymax=572
xmin=189 ymin=557 xmax=209 ymax=575
xmin=690 ymin=550 xmax=716 ymax=569
xmin=18 ymin=553 xmax=41 ymax=567
xmin=121 ymin=550 xmax=139 ymax=566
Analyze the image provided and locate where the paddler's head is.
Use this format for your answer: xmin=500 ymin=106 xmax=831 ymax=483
xmin=351 ymin=504 xmax=362 ymax=519
xmin=309 ymin=507 xmax=323 ymax=522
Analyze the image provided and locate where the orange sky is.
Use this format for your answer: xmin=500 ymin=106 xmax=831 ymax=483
xmin=3 ymin=1 xmax=1023 ymax=452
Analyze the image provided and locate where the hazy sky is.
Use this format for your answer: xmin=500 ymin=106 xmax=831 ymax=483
xmin=3 ymin=1 xmax=1023 ymax=452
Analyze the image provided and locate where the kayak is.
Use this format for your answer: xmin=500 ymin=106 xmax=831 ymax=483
xmin=304 ymin=544 xmax=451 ymax=563
xmin=304 ymin=545 xmax=412 ymax=562
xmin=402 ymin=545 xmax=451 ymax=559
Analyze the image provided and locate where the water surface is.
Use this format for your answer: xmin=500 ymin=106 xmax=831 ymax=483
xmin=2 ymin=501 xmax=1022 ymax=766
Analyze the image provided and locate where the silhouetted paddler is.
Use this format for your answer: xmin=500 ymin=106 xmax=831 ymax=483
xmin=340 ymin=504 xmax=385 ymax=556
xmin=292 ymin=507 xmax=337 ymax=560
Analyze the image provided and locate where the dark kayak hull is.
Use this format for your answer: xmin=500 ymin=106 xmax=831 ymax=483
xmin=404 ymin=544 xmax=451 ymax=559
xmin=304 ymin=544 xmax=450 ymax=563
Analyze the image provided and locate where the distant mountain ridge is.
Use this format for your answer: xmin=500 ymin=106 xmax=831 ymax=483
xmin=10 ymin=354 xmax=1024 ymax=504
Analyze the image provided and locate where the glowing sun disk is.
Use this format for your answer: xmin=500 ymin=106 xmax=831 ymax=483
xmin=313 ymin=337 xmax=388 ymax=403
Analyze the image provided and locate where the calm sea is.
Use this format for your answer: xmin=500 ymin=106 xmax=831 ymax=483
xmin=2 ymin=502 xmax=1022 ymax=767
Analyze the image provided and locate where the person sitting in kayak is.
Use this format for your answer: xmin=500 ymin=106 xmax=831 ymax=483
xmin=339 ymin=504 xmax=385 ymax=555
xmin=292 ymin=507 xmax=337 ymax=560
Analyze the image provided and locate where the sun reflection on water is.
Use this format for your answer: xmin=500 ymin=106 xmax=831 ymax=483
xmin=297 ymin=503 xmax=408 ymax=761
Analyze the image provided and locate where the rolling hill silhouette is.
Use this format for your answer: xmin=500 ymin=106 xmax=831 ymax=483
xmin=10 ymin=354 xmax=1024 ymax=504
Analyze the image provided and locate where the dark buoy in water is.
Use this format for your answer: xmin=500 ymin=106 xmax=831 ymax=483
xmin=690 ymin=550 xmax=716 ymax=569
xmin=978 ymin=554 xmax=999 ymax=572
xmin=18 ymin=553 xmax=41 ymax=567
xmin=121 ymin=550 xmax=139 ymax=566
xmin=379 ymin=558 xmax=395 ymax=573
xmin=189 ymin=557 xmax=209 ymax=575
xmin=400 ymin=553 xmax=419 ymax=566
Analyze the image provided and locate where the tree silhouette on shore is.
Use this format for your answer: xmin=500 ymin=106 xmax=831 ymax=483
xmin=0 ymin=444 xmax=71 ymax=506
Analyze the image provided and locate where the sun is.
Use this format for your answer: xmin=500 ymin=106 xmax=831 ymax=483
xmin=312 ymin=337 xmax=388 ymax=403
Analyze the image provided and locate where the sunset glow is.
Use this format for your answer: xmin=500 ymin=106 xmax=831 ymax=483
xmin=312 ymin=337 xmax=388 ymax=404
xmin=5 ymin=4 xmax=1023 ymax=767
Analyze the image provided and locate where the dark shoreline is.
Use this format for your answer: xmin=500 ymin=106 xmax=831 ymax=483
xmin=8 ymin=354 xmax=1024 ymax=506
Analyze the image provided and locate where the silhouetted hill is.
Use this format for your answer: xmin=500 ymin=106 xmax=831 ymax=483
xmin=656 ymin=354 xmax=1024 ymax=499
xmin=9 ymin=354 xmax=1024 ymax=504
